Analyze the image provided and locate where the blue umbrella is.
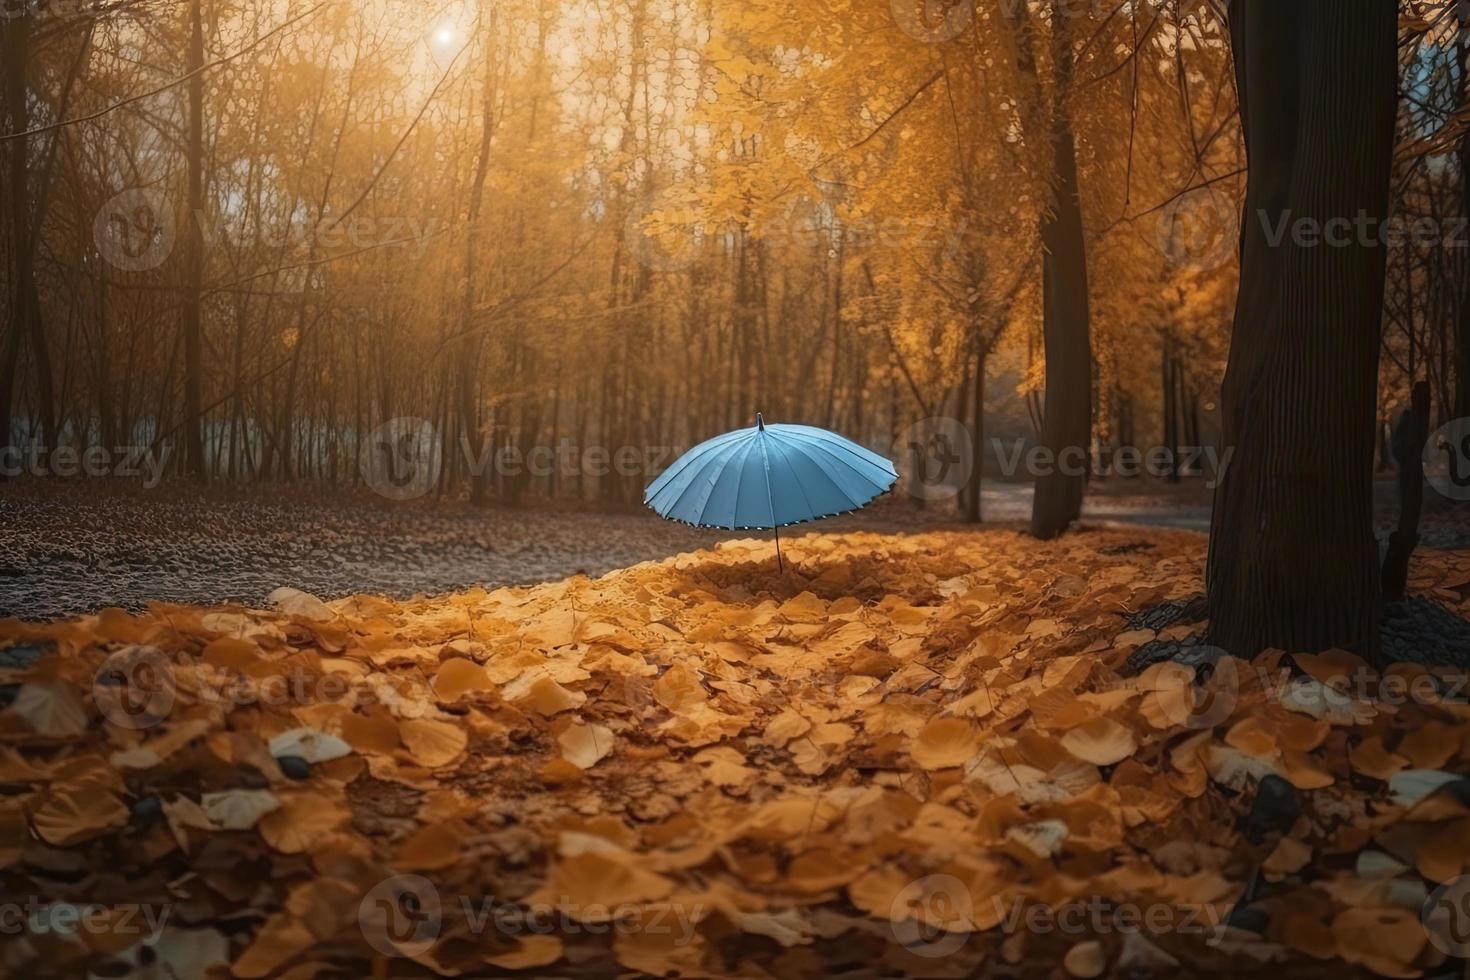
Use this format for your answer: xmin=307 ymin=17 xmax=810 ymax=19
xmin=644 ymin=414 xmax=899 ymax=569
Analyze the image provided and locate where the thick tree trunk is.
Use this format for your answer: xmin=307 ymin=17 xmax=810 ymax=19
xmin=1030 ymin=111 xmax=1092 ymax=538
xmin=1457 ymin=15 xmax=1470 ymax=420
xmin=1029 ymin=16 xmax=1092 ymax=540
xmin=1207 ymin=0 xmax=1398 ymax=660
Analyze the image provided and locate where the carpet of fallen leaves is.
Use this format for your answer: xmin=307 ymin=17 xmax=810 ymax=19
xmin=2 ymin=528 xmax=1470 ymax=979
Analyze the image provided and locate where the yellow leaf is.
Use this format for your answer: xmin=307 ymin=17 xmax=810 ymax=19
xmin=1061 ymin=718 xmax=1137 ymax=766
xmin=910 ymin=718 xmax=982 ymax=770
xmin=559 ymin=722 xmax=615 ymax=769
xmin=400 ymin=718 xmax=468 ymax=768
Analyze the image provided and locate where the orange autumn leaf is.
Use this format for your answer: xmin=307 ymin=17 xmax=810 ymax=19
xmin=558 ymin=722 xmax=615 ymax=769
xmin=395 ymin=821 xmax=462 ymax=871
xmin=1331 ymin=908 xmax=1426 ymax=978
xmin=233 ymin=913 xmax=315 ymax=978
xmin=1350 ymin=736 xmax=1409 ymax=781
xmin=910 ymin=718 xmax=982 ymax=770
xmin=32 ymin=781 xmax=128 ymax=845
xmin=1061 ymin=718 xmax=1137 ymax=766
xmin=431 ymin=657 xmax=493 ymax=701
xmin=399 ymin=718 xmax=468 ymax=768
xmin=486 ymin=934 xmax=564 ymax=970
xmin=258 ymin=793 xmax=347 ymax=854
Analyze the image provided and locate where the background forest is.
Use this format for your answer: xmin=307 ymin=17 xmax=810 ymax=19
xmin=0 ymin=0 xmax=1465 ymax=517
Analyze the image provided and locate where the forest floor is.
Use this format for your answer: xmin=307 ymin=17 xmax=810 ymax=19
xmin=3 ymin=477 xmax=1467 ymax=621
xmin=1 ymin=529 xmax=1469 ymax=978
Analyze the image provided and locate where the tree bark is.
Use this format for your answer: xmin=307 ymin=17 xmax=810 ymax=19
xmin=1382 ymin=382 xmax=1429 ymax=602
xmin=461 ymin=4 xmax=498 ymax=507
xmin=181 ymin=0 xmax=207 ymax=480
xmin=2 ymin=14 xmax=59 ymax=466
xmin=1162 ymin=330 xmax=1178 ymax=482
xmin=1029 ymin=14 xmax=1093 ymax=540
xmin=1456 ymin=7 xmax=1470 ymax=420
xmin=966 ymin=345 xmax=986 ymax=524
xmin=1207 ymin=0 xmax=1398 ymax=660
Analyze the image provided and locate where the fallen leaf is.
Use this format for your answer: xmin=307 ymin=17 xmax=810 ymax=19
xmin=32 ymin=781 xmax=128 ymax=845
xmin=1061 ymin=717 xmax=1137 ymax=766
xmin=558 ymin=722 xmax=615 ymax=769
xmin=400 ymin=718 xmax=468 ymax=768
xmin=10 ymin=682 xmax=87 ymax=737
xmin=910 ymin=718 xmax=983 ymax=770
xmin=1064 ymin=939 xmax=1106 ymax=977
xmin=202 ymin=789 xmax=282 ymax=830
xmin=269 ymin=727 xmax=352 ymax=764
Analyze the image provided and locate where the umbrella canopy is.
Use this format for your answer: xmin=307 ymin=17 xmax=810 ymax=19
xmin=644 ymin=414 xmax=898 ymax=530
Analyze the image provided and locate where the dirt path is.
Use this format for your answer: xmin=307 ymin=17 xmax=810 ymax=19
xmin=1 ymin=478 xmax=1464 ymax=620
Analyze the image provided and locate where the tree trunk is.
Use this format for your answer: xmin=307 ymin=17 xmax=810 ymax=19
xmin=1162 ymin=330 xmax=1178 ymax=482
xmin=1456 ymin=9 xmax=1470 ymax=420
xmin=966 ymin=345 xmax=986 ymax=524
xmin=3 ymin=14 xmax=60 ymax=466
xmin=1029 ymin=15 xmax=1092 ymax=540
xmin=1207 ymin=0 xmax=1398 ymax=660
xmin=181 ymin=0 xmax=207 ymax=481
xmin=1382 ymin=382 xmax=1429 ymax=602
xmin=462 ymin=4 xmax=498 ymax=507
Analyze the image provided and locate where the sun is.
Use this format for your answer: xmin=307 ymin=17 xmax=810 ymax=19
xmin=431 ymin=23 xmax=457 ymax=49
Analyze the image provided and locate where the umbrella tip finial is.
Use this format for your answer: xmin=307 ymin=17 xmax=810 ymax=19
xmin=756 ymin=412 xmax=765 ymax=431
